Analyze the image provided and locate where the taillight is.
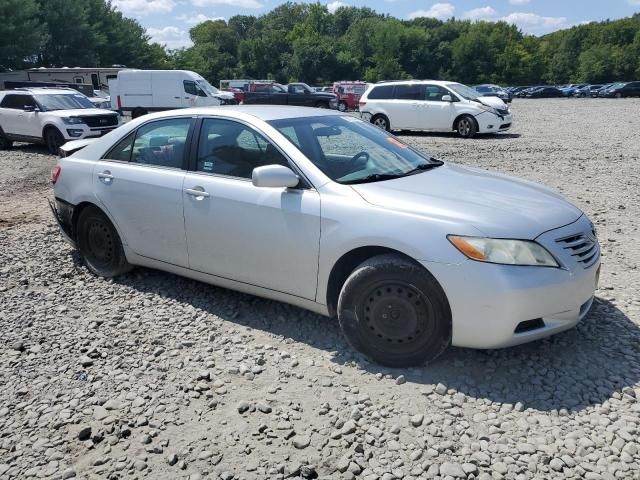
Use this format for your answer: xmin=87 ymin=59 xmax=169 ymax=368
xmin=117 ymin=95 xmax=122 ymax=109
xmin=51 ymin=165 xmax=61 ymax=184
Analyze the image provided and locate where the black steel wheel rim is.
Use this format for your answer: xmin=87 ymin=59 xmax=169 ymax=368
xmin=85 ymin=219 xmax=114 ymax=266
xmin=357 ymin=281 xmax=435 ymax=352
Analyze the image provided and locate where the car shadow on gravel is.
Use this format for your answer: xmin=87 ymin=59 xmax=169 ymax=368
xmin=102 ymin=260 xmax=638 ymax=413
xmin=9 ymin=143 xmax=51 ymax=155
xmin=396 ymin=131 xmax=521 ymax=140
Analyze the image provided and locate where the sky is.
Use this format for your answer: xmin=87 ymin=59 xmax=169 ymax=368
xmin=110 ymin=0 xmax=640 ymax=50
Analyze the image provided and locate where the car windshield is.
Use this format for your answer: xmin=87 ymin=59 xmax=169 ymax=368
xmin=196 ymin=79 xmax=220 ymax=96
xmin=268 ymin=115 xmax=442 ymax=184
xmin=35 ymin=93 xmax=94 ymax=111
xmin=446 ymin=83 xmax=482 ymax=100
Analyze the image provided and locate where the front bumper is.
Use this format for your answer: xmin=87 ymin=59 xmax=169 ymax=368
xmin=476 ymin=112 xmax=513 ymax=133
xmin=423 ymin=216 xmax=600 ymax=349
xmin=62 ymin=123 xmax=120 ymax=140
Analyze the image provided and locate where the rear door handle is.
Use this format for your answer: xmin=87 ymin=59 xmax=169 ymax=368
xmin=185 ymin=187 xmax=210 ymax=198
xmin=97 ymin=170 xmax=114 ymax=184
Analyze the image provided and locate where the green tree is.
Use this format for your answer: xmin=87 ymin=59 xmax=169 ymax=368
xmin=0 ymin=0 xmax=46 ymax=69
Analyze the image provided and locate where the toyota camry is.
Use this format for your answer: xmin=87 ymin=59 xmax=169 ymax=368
xmin=50 ymin=106 xmax=600 ymax=367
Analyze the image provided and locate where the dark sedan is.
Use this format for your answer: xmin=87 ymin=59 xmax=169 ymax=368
xmin=599 ymin=81 xmax=640 ymax=98
xmin=524 ymin=87 xmax=563 ymax=98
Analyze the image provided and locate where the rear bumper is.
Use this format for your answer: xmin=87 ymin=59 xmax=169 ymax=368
xmin=49 ymin=198 xmax=76 ymax=248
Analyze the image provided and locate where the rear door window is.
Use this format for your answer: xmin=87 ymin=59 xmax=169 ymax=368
xmin=368 ymin=85 xmax=394 ymax=100
xmin=394 ymin=84 xmax=424 ymax=100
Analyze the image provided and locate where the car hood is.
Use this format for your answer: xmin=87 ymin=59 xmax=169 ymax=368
xmin=47 ymin=108 xmax=117 ymax=117
xmin=350 ymin=163 xmax=582 ymax=239
xmin=477 ymin=96 xmax=506 ymax=108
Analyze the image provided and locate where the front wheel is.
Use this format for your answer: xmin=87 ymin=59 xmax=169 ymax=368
xmin=76 ymin=206 xmax=132 ymax=278
xmin=45 ymin=127 xmax=65 ymax=155
xmin=338 ymin=254 xmax=451 ymax=367
xmin=456 ymin=115 xmax=477 ymax=138
xmin=338 ymin=101 xmax=348 ymax=112
xmin=132 ymin=107 xmax=148 ymax=119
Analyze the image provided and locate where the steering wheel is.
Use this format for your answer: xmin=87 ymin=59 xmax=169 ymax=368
xmin=347 ymin=151 xmax=370 ymax=171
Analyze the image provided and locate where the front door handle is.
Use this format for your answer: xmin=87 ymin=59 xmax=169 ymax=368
xmin=97 ymin=170 xmax=114 ymax=184
xmin=185 ymin=187 xmax=210 ymax=199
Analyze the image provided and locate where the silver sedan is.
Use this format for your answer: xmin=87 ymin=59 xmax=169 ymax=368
xmin=51 ymin=106 xmax=600 ymax=367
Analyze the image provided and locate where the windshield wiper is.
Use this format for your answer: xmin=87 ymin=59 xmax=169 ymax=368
xmin=342 ymin=161 xmax=443 ymax=184
xmin=342 ymin=173 xmax=405 ymax=184
xmin=402 ymin=160 xmax=444 ymax=176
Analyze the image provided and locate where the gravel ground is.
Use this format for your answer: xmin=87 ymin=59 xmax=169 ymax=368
xmin=1 ymin=98 xmax=639 ymax=480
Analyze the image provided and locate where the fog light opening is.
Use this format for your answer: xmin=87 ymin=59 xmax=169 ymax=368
xmin=514 ymin=318 xmax=545 ymax=334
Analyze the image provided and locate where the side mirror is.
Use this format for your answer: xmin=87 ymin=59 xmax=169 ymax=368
xmin=252 ymin=165 xmax=299 ymax=188
xmin=24 ymin=105 xmax=38 ymax=112
xmin=441 ymin=95 xmax=453 ymax=102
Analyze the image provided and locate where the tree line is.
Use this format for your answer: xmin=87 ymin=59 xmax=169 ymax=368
xmin=2 ymin=1 xmax=639 ymax=87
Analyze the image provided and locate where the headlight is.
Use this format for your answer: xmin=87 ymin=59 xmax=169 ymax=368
xmin=62 ymin=117 xmax=84 ymax=125
xmin=448 ymin=235 xmax=559 ymax=267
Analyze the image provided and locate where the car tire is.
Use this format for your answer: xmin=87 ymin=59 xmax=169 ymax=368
xmin=132 ymin=107 xmax=148 ymax=119
xmin=315 ymin=102 xmax=329 ymax=109
xmin=76 ymin=206 xmax=132 ymax=278
xmin=0 ymin=127 xmax=13 ymax=150
xmin=371 ymin=114 xmax=390 ymax=132
xmin=616 ymin=93 xmax=622 ymax=99
xmin=44 ymin=127 xmax=65 ymax=155
xmin=456 ymin=115 xmax=477 ymax=138
xmin=338 ymin=101 xmax=348 ymax=112
xmin=337 ymin=254 xmax=451 ymax=367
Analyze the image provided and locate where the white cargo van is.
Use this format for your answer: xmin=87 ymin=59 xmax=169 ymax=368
xmin=110 ymin=70 xmax=236 ymax=118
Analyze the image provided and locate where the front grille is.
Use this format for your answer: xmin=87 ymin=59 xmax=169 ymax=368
xmin=556 ymin=231 xmax=599 ymax=268
xmin=79 ymin=115 xmax=118 ymax=128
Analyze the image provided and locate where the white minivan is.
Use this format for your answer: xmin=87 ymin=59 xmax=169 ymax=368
xmin=360 ymin=80 xmax=513 ymax=138
xmin=109 ymin=70 xmax=236 ymax=118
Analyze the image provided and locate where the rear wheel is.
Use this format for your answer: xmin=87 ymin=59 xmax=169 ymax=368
xmin=132 ymin=107 xmax=148 ymax=119
xmin=0 ymin=127 xmax=13 ymax=150
xmin=338 ymin=254 xmax=451 ymax=367
xmin=371 ymin=114 xmax=390 ymax=132
xmin=338 ymin=101 xmax=348 ymax=112
xmin=315 ymin=101 xmax=329 ymax=109
xmin=456 ymin=115 xmax=477 ymax=138
xmin=76 ymin=206 xmax=132 ymax=278
xmin=44 ymin=127 xmax=65 ymax=155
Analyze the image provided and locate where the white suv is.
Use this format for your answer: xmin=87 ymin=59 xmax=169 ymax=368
xmin=0 ymin=88 xmax=122 ymax=154
xmin=359 ymin=80 xmax=513 ymax=138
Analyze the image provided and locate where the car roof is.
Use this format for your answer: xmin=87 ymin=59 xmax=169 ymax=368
xmin=139 ymin=105 xmax=344 ymax=122
xmin=1 ymin=87 xmax=78 ymax=95
xmin=373 ymin=80 xmax=456 ymax=87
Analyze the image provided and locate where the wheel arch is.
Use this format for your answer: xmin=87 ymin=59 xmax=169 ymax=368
xmin=42 ymin=123 xmax=63 ymax=138
xmin=325 ymin=245 xmax=433 ymax=318
xmin=452 ymin=113 xmax=478 ymax=132
xmin=70 ymin=201 xmax=129 ymax=250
